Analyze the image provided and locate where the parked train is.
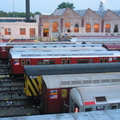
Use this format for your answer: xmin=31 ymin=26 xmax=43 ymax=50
xmin=9 ymin=47 xmax=120 ymax=76
xmin=24 ymin=69 xmax=120 ymax=113
xmin=24 ymin=62 xmax=120 ymax=96
xmin=0 ymin=41 xmax=78 ymax=60
xmin=24 ymin=63 xmax=120 ymax=113
xmin=69 ymin=85 xmax=120 ymax=112
xmin=2 ymin=109 xmax=120 ymax=120
xmin=70 ymin=37 xmax=120 ymax=44
xmin=1 ymin=40 xmax=120 ymax=61
xmin=0 ymin=41 xmax=106 ymax=61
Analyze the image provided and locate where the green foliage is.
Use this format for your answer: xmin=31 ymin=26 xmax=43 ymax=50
xmin=0 ymin=11 xmax=41 ymax=17
xmin=57 ymin=2 xmax=75 ymax=9
xmin=34 ymin=11 xmax=41 ymax=15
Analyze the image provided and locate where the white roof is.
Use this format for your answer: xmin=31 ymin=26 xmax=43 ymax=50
xmin=73 ymin=84 xmax=120 ymax=105
xmin=75 ymin=38 xmax=120 ymax=44
xmin=9 ymin=48 xmax=119 ymax=59
xmin=42 ymin=72 xmax=120 ymax=89
xmin=0 ymin=41 xmax=77 ymax=47
xmin=2 ymin=109 xmax=120 ymax=120
xmin=12 ymin=45 xmax=106 ymax=50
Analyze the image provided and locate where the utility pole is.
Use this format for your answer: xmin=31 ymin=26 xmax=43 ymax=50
xmin=13 ymin=0 xmax=15 ymax=17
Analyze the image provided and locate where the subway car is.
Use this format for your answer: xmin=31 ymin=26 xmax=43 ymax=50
xmin=0 ymin=41 xmax=77 ymax=60
xmin=0 ymin=41 xmax=103 ymax=60
xmin=24 ymin=62 xmax=120 ymax=96
xmin=69 ymin=84 xmax=120 ymax=113
xmin=9 ymin=47 xmax=120 ymax=76
xmin=24 ymin=63 xmax=120 ymax=114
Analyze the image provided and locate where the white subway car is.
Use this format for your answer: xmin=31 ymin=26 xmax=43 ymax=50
xmin=69 ymin=85 xmax=120 ymax=113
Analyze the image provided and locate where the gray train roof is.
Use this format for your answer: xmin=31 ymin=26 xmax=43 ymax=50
xmin=0 ymin=41 xmax=78 ymax=47
xmin=24 ymin=62 xmax=120 ymax=76
xmin=42 ymin=72 xmax=120 ymax=89
xmin=12 ymin=43 xmax=103 ymax=48
xmin=70 ymin=37 xmax=120 ymax=44
xmin=2 ymin=109 xmax=120 ymax=120
xmin=70 ymin=84 xmax=120 ymax=106
xmin=10 ymin=48 xmax=119 ymax=59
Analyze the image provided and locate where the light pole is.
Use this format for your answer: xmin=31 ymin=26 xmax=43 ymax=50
xmin=13 ymin=0 xmax=15 ymax=17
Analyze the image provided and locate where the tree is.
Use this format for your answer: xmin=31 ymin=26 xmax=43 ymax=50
xmin=0 ymin=11 xmax=41 ymax=17
xmin=34 ymin=11 xmax=41 ymax=15
xmin=57 ymin=2 xmax=75 ymax=9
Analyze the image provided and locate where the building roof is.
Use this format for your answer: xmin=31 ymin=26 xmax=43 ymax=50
xmin=75 ymin=9 xmax=120 ymax=18
xmin=94 ymin=10 xmax=107 ymax=18
xmin=53 ymin=8 xmax=66 ymax=15
xmin=75 ymin=10 xmax=87 ymax=17
xmin=112 ymin=10 xmax=120 ymax=17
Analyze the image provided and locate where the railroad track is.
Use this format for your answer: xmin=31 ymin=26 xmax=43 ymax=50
xmin=0 ymin=60 xmax=40 ymax=117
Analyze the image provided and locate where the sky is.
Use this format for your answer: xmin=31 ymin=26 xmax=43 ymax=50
xmin=0 ymin=0 xmax=120 ymax=14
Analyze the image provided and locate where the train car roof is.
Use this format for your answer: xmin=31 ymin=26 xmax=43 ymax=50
xmin=2 ymin=109 xmax=120 ymax=120
xmin=70 ymin=85 xmax=120 ymax=106
xmin=12 ymin=43 xmax=103 ymax=48
xmin=0 ymin=41 xmax=77 ymax=46
xmin=10 ymin=48 xmax=119 ymax=59
xmin=42 ymin=72 xmax=120 ymax=89
xmin=13 ymin=45 xmax=106 ymax=50
xmin=103 ymin=44 xmax=120 ymax=49
xmin=0 ymin=42 xmax=103 ymax=47
xmin=24 ymin=63 xmax=120 ymax=76
xmin=72 ymin=38 xmax=120 ymax=44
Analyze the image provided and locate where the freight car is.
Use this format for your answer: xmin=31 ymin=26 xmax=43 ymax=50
xmin=9 ymin=47 xmax=120 ymax=76
xmin=2 ymin=109 xmax=120 ymax=120
xmin=24 ymin=70 xmax=120 ymax=113
xmin=69 ymin=84 xmax=120 ymax=112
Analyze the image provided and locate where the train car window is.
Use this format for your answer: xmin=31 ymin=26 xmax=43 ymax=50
xmin=38 ymin=59 xmax=55 ymax=65
xmin=117 ymin=58 xmax=120 ymax=62
xmin=62 ymin=59 xmax=65 ymax=64
xmin=85 ymin=107 xmax=92 ymax=112
xmin=104 ymin=58 xmax=108 ymax=63
xmin=110 ymin=104 xmax=118 ymax=109
xmin=95 ymin=96 xmax=106 ymax=102
xmin=21 ymin=60 xmax=25 ymax=65
xmin=49 ymin=60 xmax=55 ymax=64
xmin=78 ymin=59 xmax=89 ymax=63
xmin=26 ymin=60 xmax=31 ymax=65
xmin=100 ymin=58 xmax=103 ymax=63
xmin=38 ymin=60 xmax=43 ymax=65
xmin=89 ymin=59 xmax=93 ymax=63
xmin=96 ymin=106 xmax=105 ymax=110
xmin=67 ymin=59 xmax=70 ymax=64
